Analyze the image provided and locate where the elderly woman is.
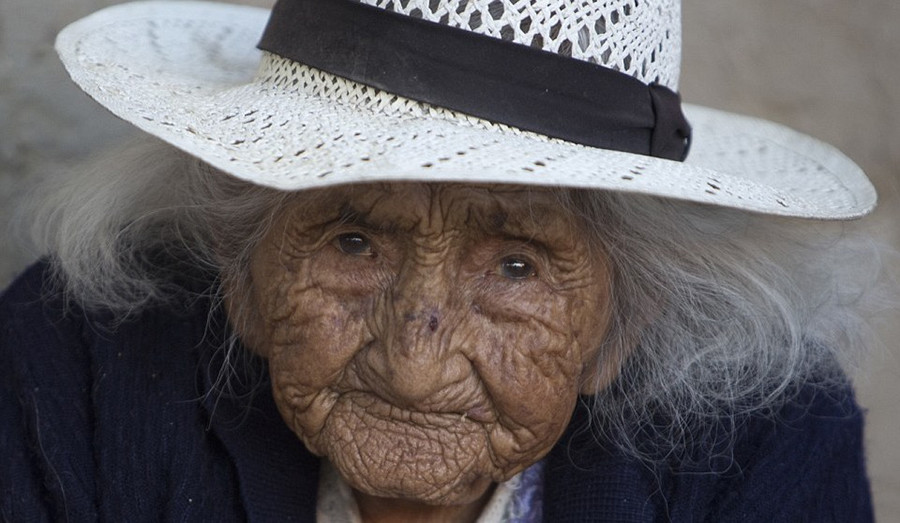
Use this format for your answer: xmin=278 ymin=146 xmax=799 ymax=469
xmin=1 ymin=0 xmax=885 ymax=521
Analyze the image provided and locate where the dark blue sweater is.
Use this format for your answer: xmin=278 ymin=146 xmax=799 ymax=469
xmin=1 ymin=262 xmax=874 ymax=522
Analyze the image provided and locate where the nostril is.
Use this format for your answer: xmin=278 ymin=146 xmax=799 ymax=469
xmin=428 ymin=315 xmax=439 ymax=332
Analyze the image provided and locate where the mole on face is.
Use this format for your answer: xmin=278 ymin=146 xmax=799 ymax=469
xmin=237 ymin=182 xmax=614 ymax=506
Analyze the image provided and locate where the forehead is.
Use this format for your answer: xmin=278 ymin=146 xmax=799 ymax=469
xmin=286 ymin=182 xmax=577 ymax=235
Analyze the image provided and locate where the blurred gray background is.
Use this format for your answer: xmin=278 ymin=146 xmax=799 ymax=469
xmin=2 ymin=0 xmax=898 ymax=518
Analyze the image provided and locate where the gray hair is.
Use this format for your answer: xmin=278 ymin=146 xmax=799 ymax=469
xmin=24 ymin=137 xmax=889 ymax=462
xmin=559 ymin=190 xmax=885 ymax=460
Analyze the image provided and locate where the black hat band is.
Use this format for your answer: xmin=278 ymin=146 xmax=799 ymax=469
xmin=258 ymin=0 xmax=692 ymax=161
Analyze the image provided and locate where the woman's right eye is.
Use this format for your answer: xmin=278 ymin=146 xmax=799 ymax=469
xmin=498 ymin=256 xmax=537 ymax=280
xmin=335 ymin=232 xmax=374 ymax=256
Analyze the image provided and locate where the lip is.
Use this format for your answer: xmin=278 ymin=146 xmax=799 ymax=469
xmin=343 ymin=390 xmax=497 ymax=426
xmin=462 ymin=404 xmax=495 ymax=424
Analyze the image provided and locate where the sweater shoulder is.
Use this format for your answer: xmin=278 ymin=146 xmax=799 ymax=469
xmin=700 ymin=380 xmax=873 ymax=522
xmin=544 ymin=378 xmax=872 ymax=522
xmin=1 ymin=260 xmax=99 ymax=520
xmin=1 ymin=259 xmax=93 ymax=389
xmin=1 ymin=260 xmax=247 ymax=521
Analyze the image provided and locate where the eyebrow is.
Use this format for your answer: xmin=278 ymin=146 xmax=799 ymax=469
xmin=466 ymin=206 xmax=555 ymax=250
xmin=487 ymin=210 xmax=508 ymax=230
xmin=337 ymin=204 xmax=368 ymax=226
xmin=336 ymin=204 xmax=395 ymax=233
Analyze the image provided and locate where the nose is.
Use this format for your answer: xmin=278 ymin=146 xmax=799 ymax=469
xmin=383 ymin=307 xmax=450 ymax=403
xmin=371 ymin=266 xmax=461 ymax=405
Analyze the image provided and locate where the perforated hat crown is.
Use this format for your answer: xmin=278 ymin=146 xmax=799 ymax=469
xmin=350 ymin=0 xmax=682 ymax=89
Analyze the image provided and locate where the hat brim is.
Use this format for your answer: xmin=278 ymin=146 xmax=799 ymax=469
xmin=56 ymin=0 xmax=876 ymax=219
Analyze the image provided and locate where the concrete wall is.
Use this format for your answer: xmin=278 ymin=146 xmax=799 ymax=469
xmin=2 ymin=0 xmax=898 ymax=517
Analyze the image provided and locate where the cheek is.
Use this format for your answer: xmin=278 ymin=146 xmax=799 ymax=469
xmin=570 ymin=263 xmax=617 ymax=393
xmin=464 ymin=251 xmax=611 ymax=452
xmin=471 ymin=287 xmax=585 ymax=436
xmin=248 ymin=256 xmax=383 ymax=451
xmin=248 ymin=252 xmax=376 ymax=394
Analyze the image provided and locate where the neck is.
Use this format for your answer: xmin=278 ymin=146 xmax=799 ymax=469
xmin=354 ymin=486 xmax=495 ymax=523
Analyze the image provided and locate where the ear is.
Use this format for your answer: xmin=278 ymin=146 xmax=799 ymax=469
xmin=578 ymin=295 xmax=662 ymax=395
xmin=578 ymin=339 xmax=630 ymax=395
xmin=577 ymin=298 xmax=657 ymax=395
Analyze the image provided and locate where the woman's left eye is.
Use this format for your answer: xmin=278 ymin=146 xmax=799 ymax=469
xmin=336 ymin=232 xmax=374 ymax=256
xmin=499 ymin=256 xmax=536 ymax=280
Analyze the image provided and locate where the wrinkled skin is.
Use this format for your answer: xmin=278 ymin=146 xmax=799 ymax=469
xmin=231 ymin=183 xmax=615 ymax=520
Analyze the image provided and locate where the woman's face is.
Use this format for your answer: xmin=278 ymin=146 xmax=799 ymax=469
xmin=235 ymin=183 xmax=613 ymax=505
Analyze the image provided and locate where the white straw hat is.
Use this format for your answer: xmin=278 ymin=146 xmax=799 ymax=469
xmin=55 ymin=0 xmax=876 ymax=219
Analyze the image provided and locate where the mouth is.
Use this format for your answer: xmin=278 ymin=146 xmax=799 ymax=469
xmin=318 ymin=391 xmax=497 ymax=504
xmin=342 ymin=390 xmax=497 ymax=427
